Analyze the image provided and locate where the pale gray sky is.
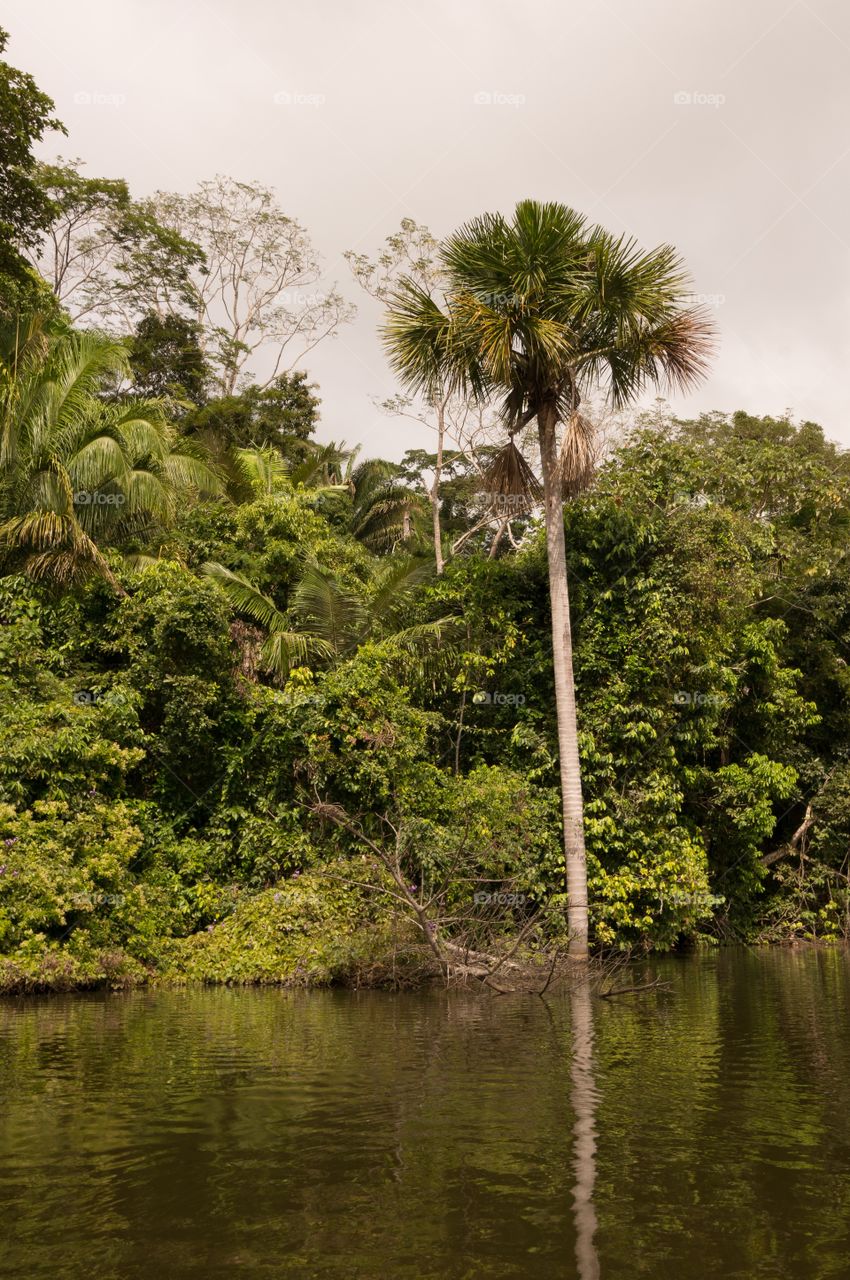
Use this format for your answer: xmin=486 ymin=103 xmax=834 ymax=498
xmin=6 ymin=0 xmax=850 ymax=455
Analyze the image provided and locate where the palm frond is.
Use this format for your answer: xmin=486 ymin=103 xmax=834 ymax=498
xmin=381 ymin=280 xmax=467 ymax=398
xmin=292 ymin=565 xmax=366 ymax=654
xmin=260 ymin=630 xmax=334 ymax=682
xmin=380 ymin=614 xmax=465 ymax=682
xmin=122 ymin=469 xmax=173 ymax=522
xmin=161 ymin=449 xmax=223 ymax=497
xmin=385 ymin=614 xmax=465 ymax=653
xmin=480 ymin=438 xmax=542 ymax=514
xmin=368 ymin=555 xmax=434 ymax=627
xmin=559 ymin=412 xmax=599 ymax=499
xmin=67 ymin=434 xmax=130 ymax=495
xmin=122 ymin=551 xmax=164 ymax=572
xmin=202 ymin=561 xmax=289 ymax=631
xmin=236 ymin=445 xmax=292 ymax=495
xmin=113 ymin=410 xmax=171 ymax=462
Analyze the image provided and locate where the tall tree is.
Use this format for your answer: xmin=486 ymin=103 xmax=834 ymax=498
xmin=0 ymin=28 xmax=64 ymax=307
xmin=149 ymin=177 xmax=353 ymax=393
xmin=383 ymin=200 xmax=714 ymax=956
xmin=128 ymin=311 xmax=210 ymax=404
xmin=184 ymin=371 xmax=320 ymax=458
xmin=25 ymin=159 xmax=204 ymax=326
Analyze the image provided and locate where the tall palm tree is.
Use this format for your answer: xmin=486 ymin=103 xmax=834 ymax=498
xmin=382 ymin=201 xmax=714 ymax=957
xmin=0 ymin=315 xmax=220 ymax=588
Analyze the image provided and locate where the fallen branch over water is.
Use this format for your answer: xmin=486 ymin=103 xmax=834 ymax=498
xmin=597 ymin=978 xmax=668 ymax=999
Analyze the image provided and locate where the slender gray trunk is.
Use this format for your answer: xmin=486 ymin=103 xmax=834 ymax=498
xmin=537 ymin=400 xmax=589 ymax=958
xmin=430 ymin=399 xmax=446 ymax=574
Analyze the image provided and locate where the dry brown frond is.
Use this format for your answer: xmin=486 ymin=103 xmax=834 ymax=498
xmin=312 ymin=800 xmax=350 ymax=825
xmin=559 ymin=411 xmax=599 ymax=499
xmin=479 ymin=437 xmax=542 ymax=516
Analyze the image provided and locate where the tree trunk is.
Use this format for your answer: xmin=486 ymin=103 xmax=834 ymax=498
xmin=430 ymin=399 xmax=446 ymax=574
xmin=537 ymin=400 xmax=589 ymax=958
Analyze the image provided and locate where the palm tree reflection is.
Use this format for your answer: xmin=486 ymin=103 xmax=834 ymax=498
xmin=570 ymin=980 xmax=600 ymax=1279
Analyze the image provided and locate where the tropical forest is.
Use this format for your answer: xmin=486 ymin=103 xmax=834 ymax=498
xmin=1 ymin=13 xmax=849 ymax=1279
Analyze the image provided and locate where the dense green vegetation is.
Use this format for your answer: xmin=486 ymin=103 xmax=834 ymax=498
xmin=1 ymin=28 xmax=849 ymax=991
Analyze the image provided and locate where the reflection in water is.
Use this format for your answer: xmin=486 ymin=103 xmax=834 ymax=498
xmin=569 ymin=981 xmax=600 ymax=1280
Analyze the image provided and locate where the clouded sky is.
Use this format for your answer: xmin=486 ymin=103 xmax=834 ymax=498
xmin=6 ymin=0 xmax=850 ymax=455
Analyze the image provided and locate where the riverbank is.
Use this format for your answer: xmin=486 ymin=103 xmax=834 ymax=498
xmin=0 ymin=867 xmax=420 ymax=994
xmin=1 ymin=863 xmax=840 ymax=997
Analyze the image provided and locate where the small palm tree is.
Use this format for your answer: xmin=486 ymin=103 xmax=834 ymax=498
xmin=383 ymin=201 xmax=714 ymax=957
xmin=0 ymin=315 xmax=220 ymax=588
xmin=203 ymin=555 xmax=459 ymax=682
xmin=293 ymin=439 xmax=357 ymax=488
xmin=202 ymin=442 xmax=354 ymax=506
xmin=349 ymin=458 xmax=429 ymax=552
xmin=232 ymin=444 xmax=292 ymax=496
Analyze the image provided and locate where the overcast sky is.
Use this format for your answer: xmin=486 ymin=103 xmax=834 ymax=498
xmin=6 ymin=0 xmax=850 ymax=456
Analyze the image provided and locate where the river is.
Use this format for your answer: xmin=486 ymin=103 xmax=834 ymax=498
xmin=1 ymin=948 xmax=849 ymax=1278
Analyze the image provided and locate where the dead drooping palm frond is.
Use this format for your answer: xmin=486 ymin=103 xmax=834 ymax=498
xmin=479 ymin=437 xmax=542 ymax=516
xmin=559 ymin=411 xmax=598 ymax=499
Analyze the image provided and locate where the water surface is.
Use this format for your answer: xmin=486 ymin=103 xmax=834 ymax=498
xmin=2 ymin=948 xmax=849 ymax=1278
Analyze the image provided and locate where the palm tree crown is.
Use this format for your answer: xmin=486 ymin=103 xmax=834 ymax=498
xmin=383 ymin=200 xmax=713 ymax=422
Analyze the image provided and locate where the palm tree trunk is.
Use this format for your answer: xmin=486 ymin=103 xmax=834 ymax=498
xmin=537 ymin=400 xmax=589 ymax=958
xmin=430 ymin=398 xmax=446 ymax=574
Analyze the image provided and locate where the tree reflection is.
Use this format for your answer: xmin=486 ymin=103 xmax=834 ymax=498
xmin=570 ymin=980 xmax=600 ymax=1280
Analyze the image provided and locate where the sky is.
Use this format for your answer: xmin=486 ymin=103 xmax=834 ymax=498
xmin=6 ymin=0 xmax=850 ymax=457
